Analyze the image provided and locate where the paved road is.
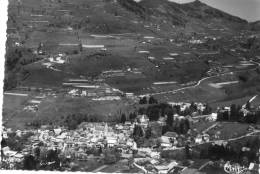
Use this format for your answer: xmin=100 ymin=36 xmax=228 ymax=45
xmin=139 ymin=60 xmax=260 ymax=97
xmin=199 ymin=161 xmax=212 ymax=171
xmin=242 ymin=95 xmax=258 ymax=108
xmin=249 ymin=95 xmax=258 ymax=103
xmin=163 ymin=130 xmax=260 ymax=152
xmin=91 ymin=165 xmax=108 ymax=173
xmin=133 ymin=162 xmax=148 ymax=174
xmin=202 ymin=123 xmax=219 ymax=134
xmin=4 ymin=92 xmax=28 ymax=97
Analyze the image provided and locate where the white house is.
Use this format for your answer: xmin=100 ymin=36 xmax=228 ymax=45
xmin=2 ymin=131 xmax=8 ymax=139
xmin=202 ymin=134 xmax=210 ymax=142
xmin=207 ymin=113 xmax=218 ymax=122
xmin=107 ymin=137 xmax=117 ymax=147
xmin=159 ymin=136 xmax=172 ymax=148
xmin=195 ymin=134 xmax=203 ymax=144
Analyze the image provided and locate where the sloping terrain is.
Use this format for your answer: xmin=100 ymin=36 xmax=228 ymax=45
xmin=5 ymin=0 xmax=258 ymax=94
xmin=4 ymin=0 xmax=260 ymax=131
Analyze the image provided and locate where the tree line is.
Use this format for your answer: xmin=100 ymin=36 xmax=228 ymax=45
xmin=217 ymin=102 xmax=260 ymax=124
xmin=199 ymin=136 xmax=260 ymax=167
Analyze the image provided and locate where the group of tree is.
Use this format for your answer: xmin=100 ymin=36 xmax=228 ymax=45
xmin=133 ymin=103 xmax=192 ymax=141
xmin=139 ymin=96 xmax=158 ymax=105
xmin=1 ymin=132 xmax=34 ymax=152
xmin=200 ymin=136 xmax=260 ymax=167
xmin=31 ymin=113 xmax=113 ymax=130
xmin=64 ymin=113 xmax=105 ymax=130
xmin=4 ymin=47 xmax=38 ymax=90
xmin=103 ymin=148 xmax=121 ymax=164
xmin=138 ymin=102 xmax=208 ymax=125
xmin=120 ymin=113 xmax=126 ymax=124
xmin=217 ymin=102 xmax=260 ymax=124
xmin=23 ymin=148 xmax=61 ymax=170
xmin=163 ymin=117 xmax=190 ymax=135
xmin=138 ymin=103 xmax=172 ymax=121
xmin=129 ymin=112 xmax=137 ymax=122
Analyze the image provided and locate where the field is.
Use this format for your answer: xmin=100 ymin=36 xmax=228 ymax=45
xmin=191 ymin=121 xmax=216 ymax=133
xmin=30 ymin=95 xmax=136 ymax=126
xmin=3 ymin=93 xmax=29 ymax=110
xmin=210 ymin=95 xmax=253 ymax=109
xmin=100 ymin=160 xmax=141 ymax=173
xmin=22 ymin=62 xmax=77 ymax=88
xmin=155 ymin=73 xmax=237 ymax=103
xmin=207 ymin=122 xmax=250 ymax=140
xmin=201 ymin=166 xmax=226 ymax=174
xmin=4 ymin=0 xmax=260 ymax=133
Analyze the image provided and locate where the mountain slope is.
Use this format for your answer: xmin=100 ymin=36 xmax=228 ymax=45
xmin=116 ymin=0 xmax=248 ymax=33
xmin=250 ymin=21 xmax=260 ymax=31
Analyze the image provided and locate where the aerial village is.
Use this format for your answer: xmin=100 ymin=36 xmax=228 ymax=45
xmin=2 ymin=0 xmax=260 ymax=173
xmin=2 ymin=96 xmax=260 ymax=173
xmin=3 ymin=25 xmax=260 ymax=174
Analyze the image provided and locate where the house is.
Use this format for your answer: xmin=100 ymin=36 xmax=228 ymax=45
xmin=159 ymin=136 xmax=172 ymax=148
xmin=241 ymin=147 xmax=251 ymax=152
xmin=207 ymin=113 xmax=218 ymax=122
xmin=2 ymin=131 xmax=8 ymax=139
xmin=240 ymin=108 xmax=250 ymax=117
xmin=157 ymin=117 xmax=166 ymax=126
xmin=115 ymin=124 xmax=124 ymax=130
xmin=155 ymin=165 xmax=169 ymax=174
xmin=13 ymin=153 xmax=24 ymax=162
xmin=2 ymin=147 xmax=18 ymax=159
xmin=202 ymin=134 xmax=210 ymax=142
xmin=224 ymin=107 xmax=231 ymax=111
xmin=126 ymin=93 xmax=134 ymax=98
xmin=195 ymin=134 xmax=203 ymax=144
xmin=163 ymin=132 xmax=178 ymax=145
xmin=150 ymin=151 xmax=160 ymax=159
xmin=138 ymin=148 xmax=152 ymax=155
xmin=173 ymin=114 xmax=180 ymax=120
xmin=125 ymin=121 xmax=132 ymax=126
xmin=164 ymin=131 xmax=178 ymax=138
xmin=53 ymin=128 xmax=62 ymax=135
xmin=136 ymin=115 xmax=149 ymax=128
xmin=150 ymin=159 xmax=159 ymax=165
xmin=16 ymin=130 xmax=22 ymax=137
xmin=107 ymin=137 xmax=117 ymax=147
xmin=249 ymin=163 xmax=260 ymax=173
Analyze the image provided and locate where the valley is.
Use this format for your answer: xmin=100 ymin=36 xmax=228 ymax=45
xmin=2 ymin=0 xmax=260 ymax=173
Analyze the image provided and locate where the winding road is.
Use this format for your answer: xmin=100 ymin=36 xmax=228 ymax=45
xmin=139 ymin=60 xmax=260 ymax=97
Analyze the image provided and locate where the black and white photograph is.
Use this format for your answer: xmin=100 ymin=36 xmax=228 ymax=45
xmin=1 ymin=0 xmax=260 ymax=173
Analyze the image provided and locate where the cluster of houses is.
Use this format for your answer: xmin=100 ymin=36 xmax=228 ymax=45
xmin=100 ymin=68 xmax=142 ymax=79
xmin=1 ymin=112 xmax=211 ymax=171
xmin=64 ymin=80 xmax=126 ymax=101
xmin=62 ymin=77 xmax=139 ymax=101
xmin=1 ymin=106 xmax=260 ymax=172
xmin=41 ymin=53 xmax=67 ymax=71
xmin=34 ymin=122 xmax=138 ymax=159
xmin=1 ymin=122 xmax=138 ymax=169
xmin=1 ymin=127 xmax=38 ymax=169
xmin=167 ymin=102 xmax=206 ymax=113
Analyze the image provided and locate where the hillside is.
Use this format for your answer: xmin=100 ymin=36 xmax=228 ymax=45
xmin=5 ymin=0 xmax=258 ymax=94
xmin=3 ymin=0 xmax=260 ymax=131
xmin=250 ymin=21 xmax=260 ymax=31
xmin=119 ymin=0 xmax=248 ymax=33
